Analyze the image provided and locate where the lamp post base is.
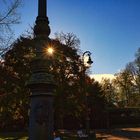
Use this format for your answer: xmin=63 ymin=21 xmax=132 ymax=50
xmin=29 ymin=95 xmax=54 ymax=140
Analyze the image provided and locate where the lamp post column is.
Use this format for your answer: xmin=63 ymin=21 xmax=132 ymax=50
xmin=27 ymin=0 xmax=54 ymax=140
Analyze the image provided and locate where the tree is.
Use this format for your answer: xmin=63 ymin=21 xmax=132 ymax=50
xmin=0 ymin=0 xmax=21 ymax=56
xmin=0 ymin=36 xmax=33 ymax=130
xmin=123 ymin=48 xmax=140 ymax=106
xmin=131 ymin=48 xmax=140 ymax=95
xmin=85 ymin=77 xmax=108 ymax=128
xmin=108 ymin=48 xmax=140 ymax=107
xmin=49 ymin=33 xmax=83 ymax=128
xmin=0 ymin=32 xmax=90 ymax=129
xmin=113 ymin=69 xmax=134 ymax=107
xmin=100 ymin=78 xmax=117 ymax=107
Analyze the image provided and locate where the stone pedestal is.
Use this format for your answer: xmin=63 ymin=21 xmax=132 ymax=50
xmin=29 ymin=94 xmax=53 ymax=140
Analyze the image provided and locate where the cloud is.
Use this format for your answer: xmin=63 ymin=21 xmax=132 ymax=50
xmin=90 ymin=74 xmax=115 ymax=82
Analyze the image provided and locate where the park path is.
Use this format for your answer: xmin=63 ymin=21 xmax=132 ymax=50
xmin=95 ymin=127 xmax=140 ymax=140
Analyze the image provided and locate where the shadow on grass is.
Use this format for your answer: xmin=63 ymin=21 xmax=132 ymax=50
xmin=96 ymin=128 xmax=140 ymax=140
xmin=109 ymin=129 xmax=140 ymax=139
xmin=0 ymin=131 xmax=97 ymax=140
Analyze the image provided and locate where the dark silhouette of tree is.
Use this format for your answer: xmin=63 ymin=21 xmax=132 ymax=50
xmin=0 ymin=36 xmax=33 ymax=130
xmin=0 ymin=32 xmax=87 ymax=129
xmin=0 ymin=31 xmax=107 ymax=129
xmin=114 ymin=69 xmax=134 ymax=107
xmin=104 ymin=48 xmax=140 ymax=108
xmin=85 ymin=77 xmax=108 ymax=128
xmin=123 ymin=48 xmax=140 ymax=107
xmin=49 ymin=33 xmax=83 ymax=128
xmin=100 ymin=78 xmax=117 ymax=107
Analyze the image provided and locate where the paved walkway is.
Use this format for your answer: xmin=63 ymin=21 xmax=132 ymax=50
xmin=96 ymin=128 xmax=140 ymax=140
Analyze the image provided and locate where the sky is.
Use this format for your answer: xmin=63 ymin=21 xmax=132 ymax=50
xmin=2 ymin=0 xmax=140 ymax=75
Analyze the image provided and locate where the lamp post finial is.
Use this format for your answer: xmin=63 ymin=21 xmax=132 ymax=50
xmin=38 ymin=0 xmax=47 ymax=17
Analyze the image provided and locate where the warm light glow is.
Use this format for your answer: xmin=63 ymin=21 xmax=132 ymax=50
xmin=47 ymin=47 xmax=54 ymax=55
xmin=84 ymin=55 xmax=89 ymax=66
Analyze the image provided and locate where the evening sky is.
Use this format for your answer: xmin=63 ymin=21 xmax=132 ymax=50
xmin=1 ymin=0 xmax=140 ymax=74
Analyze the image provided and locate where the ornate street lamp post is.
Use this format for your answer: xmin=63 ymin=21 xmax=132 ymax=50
xmin=27 ymin=0 xmax=55 ymax=140
xmin=82 ymin=51 xmax=93 ymax=139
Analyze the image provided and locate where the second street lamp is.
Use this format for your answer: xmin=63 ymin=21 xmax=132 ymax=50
xmin=82 ymin=51 xmax=93 ymax=66
xmin=82 ymin=51 xmax=93 ymax=139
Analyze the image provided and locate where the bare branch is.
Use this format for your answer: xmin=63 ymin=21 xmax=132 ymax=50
xmin=0 ymin=0 xmax=22 ymax=55
xmin=0 ymin=0 xmax=21 ymax=24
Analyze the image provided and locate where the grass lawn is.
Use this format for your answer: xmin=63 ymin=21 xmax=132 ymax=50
xmin=0 ymin=132 xmax=28 ymax=140
xmin=0 ymin=132 xmax=96 ymax=140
